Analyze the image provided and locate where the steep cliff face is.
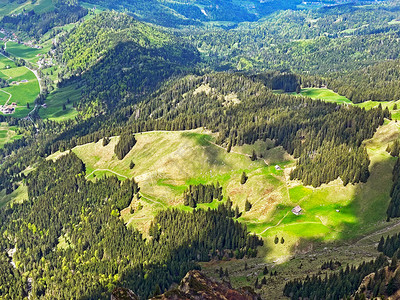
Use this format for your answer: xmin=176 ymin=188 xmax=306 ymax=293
xmin=111 ymin=270 xmax=260 ymax=300
xmin=151 ymin=270 xmax=260 ymax=300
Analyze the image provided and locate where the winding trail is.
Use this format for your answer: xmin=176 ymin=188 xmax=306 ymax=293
xmin=85 ymin=168 xmax=127 ymax=179
xmin=258 ymin=212 xmax=290 ymax=235
xmin=354 ymin=220 xmax=400 ymax=246
xmin=0 ymin=89 xmax=12 ymax=105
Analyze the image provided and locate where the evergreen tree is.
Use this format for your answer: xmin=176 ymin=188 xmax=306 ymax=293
xmin=245 ymin=199 xmax=252 ymax=212
xmin=241 ymin=172 xmax=248 ymax=184
xmin=263 ymin=266 xmax=268 ymax=275
xmin=250 ymin=150 xmax=257 ymax=161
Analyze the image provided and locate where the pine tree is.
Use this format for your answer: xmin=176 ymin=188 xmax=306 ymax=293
xmin=254 ymin=277 xmax=259 ymax=289
xmin=378 ymin=236 xmax=385 ymax=252
xmin=281 ymin=237 xmax=285 ymax=244
xmin=274 ymin=236 xmax=279 ymax=244
xmin=261 ymin=277 xmax=267 ymax=285
xmin=250 ymin=150 xmax=257 ymax=161
xmin=263 ymin=266 xmax=268 ymax=275
xmin=245 ymin=199 xmax=252 ymax=212
xmin=240 ymin=172 xmax=248 ymax=184
xmin=227 ymin=139 xmax=232 ymax=153
xmin=129 ymin=160 xmax=135 ymax=169
xmin=235 ymin=205 xmax=240 ymax=218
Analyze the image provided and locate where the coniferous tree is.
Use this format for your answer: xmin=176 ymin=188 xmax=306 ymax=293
xmin=241 ymin=172 xmax=248 ymax=185
xmin=245 ymin=199 xmax=252 ymax=212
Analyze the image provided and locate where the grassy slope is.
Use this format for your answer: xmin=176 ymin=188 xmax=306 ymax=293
xmin=0 ymin=122 xmax=21 ymax=148
xmin=6 ymin=42 xmax=49 ymax=64
xmin=39 ymin=84 xmax=80 ymax=121
xmin=46 ymin=121 xmax=399 ymax=263
xmin=280 ymin=88 xmax=400 ymax=122
xmin=291 ymin=88 xmax=352 ymax=104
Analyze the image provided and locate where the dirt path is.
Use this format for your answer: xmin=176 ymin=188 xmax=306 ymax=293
xmin=139 ymin=192 xmax=167 ymax=208
xmin=259 ymin=211 xmax=290 ymax=235
xmin=85 ymin=168 xmax=128 ymax=179
xmin=354 ymin=220 xmax=400 ymax=246
xmin=0 ymin=89 xmax=12 ymax=105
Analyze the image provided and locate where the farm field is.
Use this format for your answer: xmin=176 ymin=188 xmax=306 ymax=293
xmin=5 ymin=42 xmax=50 ymax=64
xmin=47 ymin=121 xmax=399 ymax=261
xmin=0 ymin=122 xmax=21 ymax=148
xmin=0 ymin=53 xmax=39 ymax=116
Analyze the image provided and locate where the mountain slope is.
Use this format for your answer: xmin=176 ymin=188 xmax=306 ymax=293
xmin=57 ymin=11 xmax=200 ymax=115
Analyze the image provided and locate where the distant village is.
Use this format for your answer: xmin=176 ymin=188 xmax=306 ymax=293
xmin=0 ymin=28 xmax=52 ymax=115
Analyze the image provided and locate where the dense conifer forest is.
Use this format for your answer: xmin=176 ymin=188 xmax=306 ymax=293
xmin=0 ymin=152 xmax=261 ymax=298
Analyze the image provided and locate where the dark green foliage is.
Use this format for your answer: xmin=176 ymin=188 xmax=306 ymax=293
xmin=82 ymin=0 xmax=301 ymax=27
xmin=283 ymin=255 xmax=388 ymax=300
xmin=189 ymin=2 xmax=400 ymax=74
xmin=103 ymin=136 xmax=110 ymax=146
xmin=226 ymin=139 xmax=232 ymax=153
xmin=263 ymin=266 xmax=268 ymax=275
xmin=245 ymin=199 xmax=252 ymax=212
xmin=0 ymin=253 xmax=26 ymax=299
xmin=0 ymin=4 xmax=88 ymax=38
xmin=328 ymin=59 xmax=400 ymax=103
xmin=321 ymin=260 xmax=341 ymax=271
xmin=0 ymin=152 xmax=262 ymax=299
xmin=274 ymin=236 xmax=279 ymax=244
xmin=250 ymin=150 xmax=257 ymax=161
xmin=378 ymin=233 xmax=400 ymax=258
xmin=129 ymin=160 xmax=135 ymax=169
xmin=114 ymin=132 xmax=136 ymax=160
xmin=241 ymin=172 xmax=248 ymax=185
xmin=387 ymin=270 xmax=400 ymax=296
xmin=387 ymin=158 xmax=400 ymax=218
xmin=58 ymin=12 xmax=199 ymax=116
xmin=280 ymin=237 xmax=284 ymax=244
xmin=183 ymin=182 xmax=223 ymax=208
xmin=387 ymin=140 xmax=400 ymax=157
xmin=261 ymin=277 xmax=267 ymax=285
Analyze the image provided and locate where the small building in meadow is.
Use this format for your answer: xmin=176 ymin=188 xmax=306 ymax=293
xmin=291 ymin=205 xmax=302 ymax=216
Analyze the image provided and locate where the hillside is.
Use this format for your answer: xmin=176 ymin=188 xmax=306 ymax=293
xmin=81 ymin=0 xmax=302 ymax=27
xmin=1 ymin=1 xmax=400 ymax=299
xmin=328 ymin=59 xmax=400 ymax=103
xmin=57 ymin=11 xmax=199 ymax=115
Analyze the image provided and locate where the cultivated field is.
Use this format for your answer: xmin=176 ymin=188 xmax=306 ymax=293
xmin=0 ymin=53 xmax=39 ymax=117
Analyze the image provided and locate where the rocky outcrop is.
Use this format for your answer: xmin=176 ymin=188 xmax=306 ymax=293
xmin=151 ymin=270 xmax=260 ymax=300
xmin=111 ymin=287 xmax=139 ymax=300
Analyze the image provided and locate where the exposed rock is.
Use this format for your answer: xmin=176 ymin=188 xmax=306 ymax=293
xmin=111 ymin=287 xmax=139 ymax=300
xmin=151 ymin=270 xmax=261 ymax=300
